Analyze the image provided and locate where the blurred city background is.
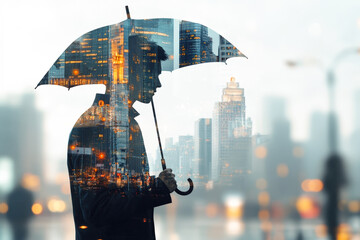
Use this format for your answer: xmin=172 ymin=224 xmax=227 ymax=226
xmin=1 ymin=0 xmax=360 ymax=239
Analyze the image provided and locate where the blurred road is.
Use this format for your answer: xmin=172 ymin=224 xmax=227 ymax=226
xmin=3 ymin=214 xmax=359 ymax=240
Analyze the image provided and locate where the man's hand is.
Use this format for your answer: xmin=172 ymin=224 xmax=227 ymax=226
xmin=158 ymin=169 xmax=177 ymax=193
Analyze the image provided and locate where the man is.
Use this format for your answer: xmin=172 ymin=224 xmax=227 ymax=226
xmin=67 ymin=35 xmax=176 ymax=240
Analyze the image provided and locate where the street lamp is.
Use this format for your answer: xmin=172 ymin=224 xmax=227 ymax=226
xmin=286 ymin=47 xmax=360 ymax=153
xmin=286 ymin=47 xmax=360 ymax=240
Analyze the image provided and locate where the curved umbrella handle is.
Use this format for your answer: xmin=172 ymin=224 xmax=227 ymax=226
xmin=175 ymin=178 xmax=194 ymax=196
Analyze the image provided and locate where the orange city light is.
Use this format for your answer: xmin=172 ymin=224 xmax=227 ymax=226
xmin=254 ymin=146 xmax=267 ymax=159
xmin=0 ymin=203 xmax=9 ymax=214
xmin=70 ymin=145 xmax=76 ymax=150
xmin=224 ymin=195 xmax=244 ymax=219
xmin=301 ymin=179 xmax=323 ymax=192
xmin=98 ymin=152 xmax=106 ymax=160
xmin=22 ymin=174 xmax=40 ymax=191
xmin=258 ymin=192 xmax=270 ymax=207
xmin=348 ymin=201 xmax=360 ymax=213
xmin=72 ymin=69 xmax=80 ymax=76
xmin=79 ymin=225 xmax=88 ymax=230
xmin=32 ymin=203 xmax=43 ymax=215
xmin=47 ymin=198 xmax=66 ymax=213
xmin=296 ymin=196 xmax=320 ymax=219
xmin=337 ymin=223 xmax=351 ymax=240
xmin=258 ymin=210 xmax=270 ymax=220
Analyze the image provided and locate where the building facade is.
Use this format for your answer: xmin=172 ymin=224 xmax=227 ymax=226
xmin=194 ymin=118 xmax=212 ymax=182
xmin=179 ymin=21 xmax=216 ymax=67
xmin=212 ymin=77 xmax=252 ymax=184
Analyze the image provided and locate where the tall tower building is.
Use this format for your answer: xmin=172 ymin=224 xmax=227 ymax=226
xmin=194 ymin=118 xmax=212 ymax=181
xmin=212 ymin=77 xmax=252 ymax=184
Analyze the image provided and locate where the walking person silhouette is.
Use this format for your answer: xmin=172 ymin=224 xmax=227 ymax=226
xmin=6 ymin=182 xmax=34 ymax=240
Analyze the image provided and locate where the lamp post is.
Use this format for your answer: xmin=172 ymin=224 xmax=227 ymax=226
xmin=327 ymin=47 xmax=360 ymax=153
xmin=286 ymin=47 xmax=360 ymax=240
xmin=286 ymin=47 xmax=360 ymax=153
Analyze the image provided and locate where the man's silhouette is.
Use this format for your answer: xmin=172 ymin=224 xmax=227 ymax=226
xmin=67 ymin=35 xmax=176 ymax=240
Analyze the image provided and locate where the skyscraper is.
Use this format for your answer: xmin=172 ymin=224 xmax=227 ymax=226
xmin=212 ymin=77 xmax=252 ymax=184
xmin=179 ymin=21 xmax=216 ymax=67
xmin=194 ymin=118 xmax=212 ymax=182
xmin=163 ymin=137 xmax=179 ymax=174
xmin=178 ymin=135 xmax=194 ymax=176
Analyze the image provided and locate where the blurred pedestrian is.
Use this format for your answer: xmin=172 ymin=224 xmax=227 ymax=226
xmin=322 ymin=154 xmax=347 ymax=240
xmin=6 ymin=183 xmax=34 ymax=240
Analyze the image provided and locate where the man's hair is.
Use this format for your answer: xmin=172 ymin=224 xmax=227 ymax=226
xmin=129 ymin=34 xmax=168 ymax=63
xmin=128 ymin=35 xmax=168 ymax=102
xmin=156 ymin=44 xmax=168 ymax=61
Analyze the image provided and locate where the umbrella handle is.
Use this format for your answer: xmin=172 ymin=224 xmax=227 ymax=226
xmin=161 ymin=158 xmax=193 ymax=196
xmin=152 ymin=100 xmax=194 ymax=196
xmin=175 ymin=178 xmax=194 ymax=196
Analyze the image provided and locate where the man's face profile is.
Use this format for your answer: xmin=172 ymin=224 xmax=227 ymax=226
xmin=140 ymin=60 xmax=162 ymax=103
xmin=129 ymin=35 xmax=167 ymax=104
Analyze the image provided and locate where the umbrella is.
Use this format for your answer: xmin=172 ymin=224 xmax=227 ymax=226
xmin=36 ymin=6 xmax=246 ymax=196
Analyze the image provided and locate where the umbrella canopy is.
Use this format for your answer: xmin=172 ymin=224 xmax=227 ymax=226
xmin=36 ymin=18 xmax=246 ymax=193
xmin=36 ymin=18 xmax=246 ymax=90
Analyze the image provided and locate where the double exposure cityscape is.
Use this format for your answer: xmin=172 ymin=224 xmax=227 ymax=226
xmin=1 ymin=2 xmax=360 ymax=240
xmin=36 ymin=19 xmax=243 ymax=194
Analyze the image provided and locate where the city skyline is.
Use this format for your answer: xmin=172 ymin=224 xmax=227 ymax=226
xmin=152 ymin=77 xmax=253 ymax=185
xmin=1 ymin=2 xmax=360 ymax=239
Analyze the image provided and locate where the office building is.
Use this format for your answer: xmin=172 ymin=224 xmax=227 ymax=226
xmin=194 ymin=118 xmax=212 ymax=181
xmin=212 ymin=77 xmax=252 ymax=184
xmin=179 ymin=21 xmax=216 ymax=67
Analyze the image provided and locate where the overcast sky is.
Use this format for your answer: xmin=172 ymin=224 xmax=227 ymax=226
xmin=1 ymin=0 xmax=360 ymax=179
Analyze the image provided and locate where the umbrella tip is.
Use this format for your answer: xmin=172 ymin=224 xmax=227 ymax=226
xmin=240 ymin=52 xmax=248 ymax=59
xmin=125 ymin=6 xmax=131 ymax=19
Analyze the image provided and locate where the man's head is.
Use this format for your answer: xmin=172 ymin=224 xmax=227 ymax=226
xmin=129 ymin=35 xmax=168 ymax=104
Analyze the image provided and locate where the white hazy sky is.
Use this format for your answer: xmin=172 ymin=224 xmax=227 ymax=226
xmin=1 ymin=0 xmax=360 ymax=179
